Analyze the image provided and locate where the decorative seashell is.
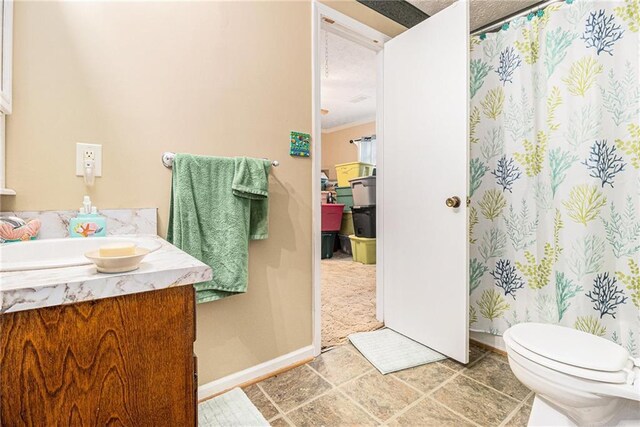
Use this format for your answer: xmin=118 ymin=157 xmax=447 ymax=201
xmin=0 ymin=218 xmax=41 ymax=241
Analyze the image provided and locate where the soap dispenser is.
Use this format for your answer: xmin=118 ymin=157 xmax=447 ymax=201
xmin=68 ymin=196 xmax=107 ymax=238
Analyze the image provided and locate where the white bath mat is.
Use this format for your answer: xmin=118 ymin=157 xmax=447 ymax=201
xmin=198 ymin=387 xmax=269 ymax=427
xmin=349 ymin=328 xmax=446 ymax=374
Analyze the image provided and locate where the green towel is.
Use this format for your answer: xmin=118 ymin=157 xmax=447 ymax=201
xmin=167 ymin=154 xmax=271 ymax=303
xmin=233 ymin=157 xmax=270 ymax=239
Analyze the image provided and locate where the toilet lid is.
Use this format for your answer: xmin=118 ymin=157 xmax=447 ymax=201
xmin=505 ymin=323 xmax=632 ymax=384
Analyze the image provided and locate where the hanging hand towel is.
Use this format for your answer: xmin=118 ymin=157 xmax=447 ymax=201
xmin=167 ymin=154 xmax=270 ymax=303
xmin=232 ymin=157 xmax=271 ymax=240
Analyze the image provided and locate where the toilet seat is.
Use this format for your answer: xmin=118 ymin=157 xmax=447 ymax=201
xmin=503 ymin=323 xmax=640 ymax=425
xmin=504 ymin=323 xmax=635 ymax=385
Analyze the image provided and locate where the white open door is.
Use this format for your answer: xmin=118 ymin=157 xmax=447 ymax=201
xmin=382 ymin=0 xmax=469 ymax=362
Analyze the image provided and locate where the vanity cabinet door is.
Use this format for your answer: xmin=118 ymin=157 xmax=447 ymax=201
xmin=0 ymin=286 xmax=196 ymax=426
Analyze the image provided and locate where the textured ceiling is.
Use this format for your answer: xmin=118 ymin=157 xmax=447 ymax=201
xmin=318 ymin=0 xmax=542 ymax=130
xmin=320 ymin=30 xmax=377 ymax=130
xmin=409 ymin=0 xmax=541 ymax=31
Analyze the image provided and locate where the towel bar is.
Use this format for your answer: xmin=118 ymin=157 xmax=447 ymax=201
xmin=162 ymin=152 xmax=279 ymax=169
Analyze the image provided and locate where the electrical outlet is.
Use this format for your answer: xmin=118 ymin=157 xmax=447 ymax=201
xmin=76 ymin=143 xmax=102 ymax=176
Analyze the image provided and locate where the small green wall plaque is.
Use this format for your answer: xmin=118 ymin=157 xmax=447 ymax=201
xmin=290 ymin=131 xmax=310 ymax=157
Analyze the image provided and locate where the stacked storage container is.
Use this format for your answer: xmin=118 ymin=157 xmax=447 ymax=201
xmin=333 ymin=162 xmax=370 ymax=257
xmin=331 ymin=162 xmax=376 ymax=260
xmin=321 ymin=203 xmax=344 ymax=259
xmin=335 ymin=162 xmax=375 ymax=188
xmin=336 ymin=186 xmax=354 ymax=255
xmin=349 ymin=174 xmax=376 ymax=264
xmin=349 ymin=235 xmax=376 ymax=264
xmin=335 ymin=186 xmax=354 ymax=212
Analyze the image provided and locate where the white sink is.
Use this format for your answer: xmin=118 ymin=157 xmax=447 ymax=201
xmin=0 ymin=236 xmax=162 ymax=272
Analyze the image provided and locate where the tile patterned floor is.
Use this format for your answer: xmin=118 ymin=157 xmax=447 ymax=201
xmin=243 ymin=343 xmax=533 ymax=427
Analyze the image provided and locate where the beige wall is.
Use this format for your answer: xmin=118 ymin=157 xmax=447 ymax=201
xmin=322 ymin=121 xmax=375 ymax=180
xmin=2 ymin=1 xmax=312 ymax=385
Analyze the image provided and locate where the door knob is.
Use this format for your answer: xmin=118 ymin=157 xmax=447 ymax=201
xmin=446 ymin=196 xmax=461 ymax=208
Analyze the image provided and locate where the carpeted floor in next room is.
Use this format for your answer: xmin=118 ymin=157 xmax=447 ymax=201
xmin=321 ymin=251 xmax=383 ymax=348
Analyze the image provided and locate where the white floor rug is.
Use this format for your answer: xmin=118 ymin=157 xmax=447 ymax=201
xmin=198 ymin=387 xmax=269 ymax=427
xmin=349 ymin=328 xmax=446 ymax=374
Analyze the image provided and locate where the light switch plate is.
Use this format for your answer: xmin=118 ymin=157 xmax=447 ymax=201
xmin=75 ymin=143 xmax=102 ymax=177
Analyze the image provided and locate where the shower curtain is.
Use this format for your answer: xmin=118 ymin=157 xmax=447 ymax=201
xmin=469 ymin=0 xmax=640 ymax=356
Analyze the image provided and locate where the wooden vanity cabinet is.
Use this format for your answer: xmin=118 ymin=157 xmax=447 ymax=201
xmin=0 ymin=286 xmax=197 ymax=426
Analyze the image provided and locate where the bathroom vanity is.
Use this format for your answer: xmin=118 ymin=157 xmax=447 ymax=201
xmin=0 ymin=236 xmax=211 ymax=426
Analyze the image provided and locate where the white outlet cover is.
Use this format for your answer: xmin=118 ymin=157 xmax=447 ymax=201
xmin=75 ymin=143 xmax=102 ymax=177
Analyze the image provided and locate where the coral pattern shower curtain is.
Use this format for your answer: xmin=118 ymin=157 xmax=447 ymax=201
xmin=469 ymin=0 xmax=640 ymax=355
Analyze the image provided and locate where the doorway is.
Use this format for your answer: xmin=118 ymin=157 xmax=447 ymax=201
xmin=312 ymin=3 xmax=389 ymax=353
xmin=312 ymin=0 xmax=470 ymax=361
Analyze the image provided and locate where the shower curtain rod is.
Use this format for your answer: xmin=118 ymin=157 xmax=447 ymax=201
xmin=471 ymin=0 xmax=564 ymax=36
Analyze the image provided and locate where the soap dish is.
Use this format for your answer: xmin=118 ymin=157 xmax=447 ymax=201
xmin=85 ymin=247 xmax=150 ymax=273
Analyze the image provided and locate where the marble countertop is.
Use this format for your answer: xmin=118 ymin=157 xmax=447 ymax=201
xmin=0 ymin=235 xmax=212 ymax=314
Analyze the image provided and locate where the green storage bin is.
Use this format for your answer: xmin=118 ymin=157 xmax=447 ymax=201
xmin=335 ymin=186 xmax=354 ymax=212
xmin=335 ymin=186 xmax=352 ymax=196
xmin=349 ymin=235 xmax=376 ymax=264
xmin=321 ymin=232 xmax=337 ymax=259
xmin=340 ymin=212 xmax=354 ymax=236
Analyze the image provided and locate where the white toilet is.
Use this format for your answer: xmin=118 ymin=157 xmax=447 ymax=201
xmin=503 ymin=323 xmax=640 ymax=426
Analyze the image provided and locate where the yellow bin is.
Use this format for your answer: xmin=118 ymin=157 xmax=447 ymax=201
xmin=349 ymin=235 xmax=376 ymax=264
xmin=335 ymin=162 xmax=375 ymax=188
xmin=340 ymin=212 xmax=354 ymax=236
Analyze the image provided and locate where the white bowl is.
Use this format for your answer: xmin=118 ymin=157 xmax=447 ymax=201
xmin=85 ymin=247 xmax=150 ymax=273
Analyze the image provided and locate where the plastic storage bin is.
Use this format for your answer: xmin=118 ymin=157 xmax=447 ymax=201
xmin=349 ymin=176 xmax=376 ymax=206
xmin=335 ymin=186 xmax=354 ymax=212
xmin=321 ymin=204 xmax=345 ymax=231
xmin=352 ymin=206 xmax=376 ymax=238
xmin=322 ymin=232 xmax=337 ymax=259
xmin=334 ymin=233 xmax=342 ymax=252
xmin=335 ymin=162 xmax=375 ymax=187
xmin=338 ymin=234 xmax=352 ymax=256
xmin=349 ymin=235 xmax=376 ymax=264
xmin=340 ymin=211 xmax=354 ymax=236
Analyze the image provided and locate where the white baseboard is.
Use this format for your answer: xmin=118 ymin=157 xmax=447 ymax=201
xmin=197 ymin=345 xmax=315 ymax=401
xmin=470 ymin=330 xmax=506 ymax=352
